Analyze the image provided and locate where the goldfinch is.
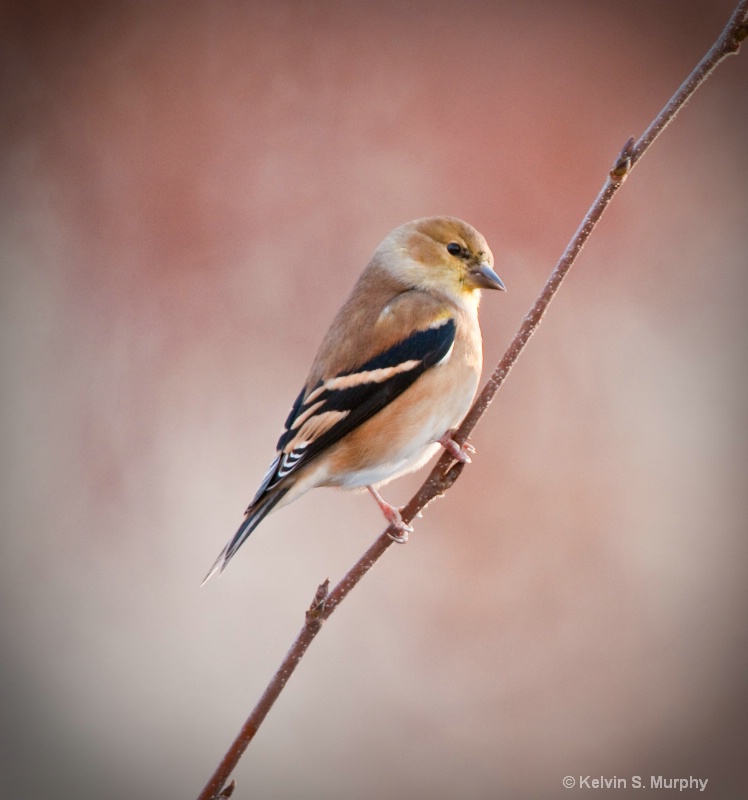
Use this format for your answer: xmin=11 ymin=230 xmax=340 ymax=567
xmin=203 ymin=216 xmax=505 ymax=582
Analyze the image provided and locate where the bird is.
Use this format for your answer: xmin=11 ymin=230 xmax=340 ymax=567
xmin=203 ymin=216 xmax=505 ymax=583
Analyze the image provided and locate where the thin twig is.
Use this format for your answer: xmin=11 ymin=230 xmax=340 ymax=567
xmin=197 ymin=5 xmax=747 ymax=798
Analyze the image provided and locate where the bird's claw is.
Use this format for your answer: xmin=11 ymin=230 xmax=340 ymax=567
xmin=439 ymin=431 xmax=474 ymax=464
xmin=385 ymin=508 xmax=414 ymax=544
xmin=387 ymin=526 xmax=411 ymax=544
xmin=367 ymin=485 xmax=413 ymax=542
xmin=381 ymin=504 xmax=413 ymax=542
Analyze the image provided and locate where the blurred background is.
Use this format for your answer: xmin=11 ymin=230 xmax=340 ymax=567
xmin=1 ymin=1 xmax=747 ymax=798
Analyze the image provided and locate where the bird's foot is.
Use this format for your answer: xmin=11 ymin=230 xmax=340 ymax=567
xmin=367 ymin=485 xmax=413 ymax=543
xmin=439 ymin=430 xmax=475 ymax=464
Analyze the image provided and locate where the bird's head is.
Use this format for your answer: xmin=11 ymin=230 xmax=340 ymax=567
xmin=377 ymin=216 xmax=505 ymax=306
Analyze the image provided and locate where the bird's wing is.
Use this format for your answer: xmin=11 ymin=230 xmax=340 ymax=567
xmin=251 ymin=315 xmax=456 ymax=502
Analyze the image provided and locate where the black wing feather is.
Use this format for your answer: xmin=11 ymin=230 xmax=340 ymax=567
xmin=264 ymin=318 xmax=456 ymax=492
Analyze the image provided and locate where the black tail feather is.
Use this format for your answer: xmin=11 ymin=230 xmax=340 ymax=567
xmin=201 ymin=487 xmax=289 ymax=585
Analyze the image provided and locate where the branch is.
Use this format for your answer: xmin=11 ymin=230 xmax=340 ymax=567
xmin=197 ymin=5 xmax=748 ymax=798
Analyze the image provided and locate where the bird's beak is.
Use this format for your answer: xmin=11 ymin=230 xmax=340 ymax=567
xmin=469 ymin=262 xmax=506 ymax=291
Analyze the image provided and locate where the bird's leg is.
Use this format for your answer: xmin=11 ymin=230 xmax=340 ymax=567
xmin=367 ymin=485 xmax=413 ymax=542
xmin=438 ymin=429 xmax=475 ymax=464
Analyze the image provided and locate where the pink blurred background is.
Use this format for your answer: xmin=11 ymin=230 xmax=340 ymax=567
xmin=1 ymin=2 xmax=747 ymax=798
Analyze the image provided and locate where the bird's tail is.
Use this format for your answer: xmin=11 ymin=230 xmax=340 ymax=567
xmin=201 ymin=487 xmax=289 ymax=585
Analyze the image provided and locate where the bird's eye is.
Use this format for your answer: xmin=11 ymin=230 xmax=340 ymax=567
xmin=447 ymin=242 xmax=463 ymax=257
